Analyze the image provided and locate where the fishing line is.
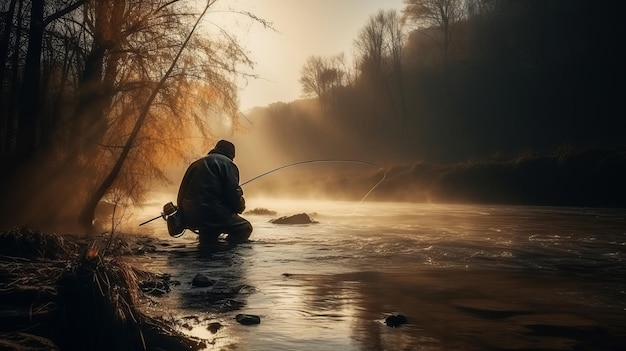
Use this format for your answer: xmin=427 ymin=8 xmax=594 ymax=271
xmin=240 ymin=159 xmax=386 ymax=203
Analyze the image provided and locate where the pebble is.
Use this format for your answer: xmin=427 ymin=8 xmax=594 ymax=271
xmin=191 ymin=273 xmax=215 ymax=287
xmin=384 ymin=314 xmax=407 ymax=327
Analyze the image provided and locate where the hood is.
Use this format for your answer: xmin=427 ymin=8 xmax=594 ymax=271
xmin=208 ymin=139 xmax=235 ymax=160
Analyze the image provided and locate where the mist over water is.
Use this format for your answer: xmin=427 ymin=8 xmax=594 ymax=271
xmin=129 ymin=197 xmax=626 ymax=350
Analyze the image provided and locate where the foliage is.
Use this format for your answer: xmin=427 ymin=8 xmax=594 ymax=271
xmin=0 ymin=0 xmax=264 ymax=230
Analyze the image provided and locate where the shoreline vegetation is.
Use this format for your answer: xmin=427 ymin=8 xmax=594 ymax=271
xmin=245 ymin=146 xmax=626 ymax=209
xmin=0 ymin=229 xmax=205 ymax=351
xmin=379 ymin=146 xmax=626 ymax=207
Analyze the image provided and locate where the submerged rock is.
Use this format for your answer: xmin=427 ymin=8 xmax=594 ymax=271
xmin=192 ymin=273 xmax=215 ymax=287
xmin=270 ymin=213 xmax=319 ymax=225
xmin=384 ymin=313 xmax=407 ymax=327
xmin=235 ymin=314 xmax=261 ymax=325
xmin=207 ymin=322 xmax=223 ymax=333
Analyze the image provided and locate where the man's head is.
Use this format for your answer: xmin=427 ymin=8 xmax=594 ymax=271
xmin=211 ymin=139 xmax=236 ymax=160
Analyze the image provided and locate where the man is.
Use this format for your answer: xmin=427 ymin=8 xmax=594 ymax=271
xmin=176 ymin=140 xmax=252 ymax=244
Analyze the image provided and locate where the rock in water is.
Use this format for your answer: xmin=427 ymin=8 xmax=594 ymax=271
xmin=207 ymin=322 xmax=223 ymax=334
xmin=235 ymin=314 xmax=261 ymax=325
xmin=191 ymin=273 xmax=215 ymax=287
xmin=385 ymin=314 xmax=407 ymax=327
xmin=270 ymin=213 xmax=318 ymax=224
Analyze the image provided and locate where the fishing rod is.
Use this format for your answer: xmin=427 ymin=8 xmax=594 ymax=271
xmin=139 ymin=159 xmax=386 ymax=226
xmin=138 ymin=201 xmax=178 ymax=226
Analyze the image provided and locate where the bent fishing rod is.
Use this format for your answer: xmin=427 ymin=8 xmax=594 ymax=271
xmin=138 ymin=159 xmax=386 ymax=226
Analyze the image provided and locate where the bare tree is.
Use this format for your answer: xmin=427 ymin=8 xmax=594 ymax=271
xmin=384 ymin=10 xmax=408 ymax=131
xmin=15 ymin=0 xmax=44 ymax=161
xmin=1 ymin=0 xmax=268 ymax=230
xmin=0 ymin=0 xmax=21 ymax=153
xmin=354 ymin=10 xmax=407 ymax=131
xmin=15 ymin=0 xmax=86 ymax=161
xmin=402 ymin=0 xmax=466 ymax=67
xmin=355 ymin=10 xmax=387 ymax=84
xmin=78 ymin=1 xmax=214 ymax=227
xmin=299 ymin=54 xmax=346 ymax=101
xmin=0 ymin=0 xmax=18 ymax=93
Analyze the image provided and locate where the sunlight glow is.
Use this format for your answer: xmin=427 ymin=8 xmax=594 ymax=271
xmin=207 ymin=0 xmax=405 ymax=110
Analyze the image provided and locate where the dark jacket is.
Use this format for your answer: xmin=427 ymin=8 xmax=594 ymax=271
xmin=177 ymin=149 xmax=244 ymax=230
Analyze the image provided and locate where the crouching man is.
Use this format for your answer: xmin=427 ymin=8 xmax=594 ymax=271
xmin=176 ymin=140 xmax=252 ymax=245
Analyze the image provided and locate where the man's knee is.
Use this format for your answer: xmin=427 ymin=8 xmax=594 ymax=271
xmin=227 ymin=219 xmax=252 ymax=243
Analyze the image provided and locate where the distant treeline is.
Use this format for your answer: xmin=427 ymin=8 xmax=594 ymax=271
xmin=247 ymin=147 xmax=626 ymax=208
xmin=243 ymin=0 xmax=626 ymax=164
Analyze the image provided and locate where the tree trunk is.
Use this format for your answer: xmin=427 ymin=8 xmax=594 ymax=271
xmin=69 ymin=1 xmax=118 ymax=157
xmin=3 ymin=0 xmax=22 ymax=154
xmin=0 ymin=0 xmax=18 ymax=95
xmin=16 ymin=0 xmax=44 ymax=161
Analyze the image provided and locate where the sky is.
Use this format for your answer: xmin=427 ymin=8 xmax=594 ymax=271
xmin=210 ymin=0 xmax=405 ymax=111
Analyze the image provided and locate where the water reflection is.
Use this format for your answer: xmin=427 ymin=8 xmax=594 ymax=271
xmin=290 ymin=269 xmax=624 ymax=351
xmin=134 ymin=236 xmax=256 ymax=348
xmin=131 ymin=198 xmax=626 ymax=350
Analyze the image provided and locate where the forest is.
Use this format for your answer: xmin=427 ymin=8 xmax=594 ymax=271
xmin=244 ymin=0 xmax=625 ymax=162
xmin=0 ymin=0 xmax=263 ymax=230
xmin=1 ymin=0 xmax=625 ymax=232
xmin=234 ymin=0 xmax=625 ymax=207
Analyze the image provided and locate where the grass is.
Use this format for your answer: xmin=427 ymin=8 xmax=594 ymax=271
xmin=0 ymin=228 xmax=204 ymax=351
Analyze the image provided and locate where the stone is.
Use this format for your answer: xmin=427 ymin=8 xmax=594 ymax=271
xmin=270 ymin=213 xmax=318 ymax=224
xmin=191 ymin=273 xmax=215 ymax=287
xmin=235 ymin=314 xmax=261 ymax=325
xmin=385 ymin=313 xmax=407 ymax=327
xmin=207 ymin=322 xmax=223 ymax=334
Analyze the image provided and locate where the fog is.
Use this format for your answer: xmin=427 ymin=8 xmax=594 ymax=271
xmin=1 ymin=0 xmax=625 ymax=234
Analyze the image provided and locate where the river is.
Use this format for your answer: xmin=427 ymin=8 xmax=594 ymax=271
xmin=127 ymin=197 xmax=626 ymax=350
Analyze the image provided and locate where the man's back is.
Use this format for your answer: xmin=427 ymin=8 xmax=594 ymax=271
xmin=175 ymin=140 xmax=251 ymax=243
xmin=178 ymin=153 xmax=241 ymax=227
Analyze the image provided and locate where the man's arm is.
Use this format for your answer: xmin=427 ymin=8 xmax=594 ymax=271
xmin=223 ymin=161 xmax=245 ymax=213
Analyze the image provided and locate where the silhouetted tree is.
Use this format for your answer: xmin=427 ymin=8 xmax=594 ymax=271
xmin=354 ymin=10 xmax=407 ymax=139
xmin=355 ymin=10 xmax=387 ymax=84
xmin=384 ymin=10 xmax=408 ymax=132
xmin=0 ymin=0 xmax=18 ymax=93
xmin=15 ymin=0 xmax=44 ymax=161
xmin=0 ymin=0 xmax=266 ymax=230
xmin=402 ymin=0 xmax=465 ymax=67
xmin=299 ymin=54 xmax=346 ymax=101
xmin=14 ymin=0 xmax=85 ymax=161
xmin=0 ymin=0 xmax=21 ymax=153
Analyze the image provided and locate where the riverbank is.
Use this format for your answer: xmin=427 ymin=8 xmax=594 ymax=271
xmin=0 ymin=228 xmax=203 ymax=351
xmin=244 ymin=146 xmax=626 ymax=208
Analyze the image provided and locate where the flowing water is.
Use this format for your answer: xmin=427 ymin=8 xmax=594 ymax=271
xmin=127 ymin=197 xmax=626 ymax=350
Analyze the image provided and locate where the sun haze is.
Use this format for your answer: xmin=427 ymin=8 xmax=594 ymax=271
xmin=215 ymin=0 xmax=405 ymax=111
